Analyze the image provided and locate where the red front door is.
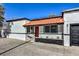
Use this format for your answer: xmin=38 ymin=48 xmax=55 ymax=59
xmin=35 ymin=26 xmax=39 ymax=37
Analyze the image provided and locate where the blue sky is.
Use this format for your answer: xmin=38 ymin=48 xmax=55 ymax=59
xmin=3 ymin=3 xmax=79 ymax=20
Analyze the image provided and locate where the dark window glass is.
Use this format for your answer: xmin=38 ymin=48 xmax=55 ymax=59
xmin=44 ymin=26 xmax=50 ymax=33
xmin=51 ymin=25 xmax=58 ymax=33
xmin=27 ymin=27 xmax=30 ymax=33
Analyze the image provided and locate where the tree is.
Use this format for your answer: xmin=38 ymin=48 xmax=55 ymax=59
xmin=0 ymin=5 xmax=4 ymax=26
xmin=0 ymin=16 xmax=4 ymax=26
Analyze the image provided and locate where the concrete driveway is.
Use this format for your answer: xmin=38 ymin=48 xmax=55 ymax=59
xmin=0 ymin=38 xmax=79 ymax=56
xmin=0 ymin=38 xmax=29 ymax=55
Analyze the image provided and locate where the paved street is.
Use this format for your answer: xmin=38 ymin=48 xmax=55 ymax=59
xmin=0 ymin=38 xmax=79 ymax=56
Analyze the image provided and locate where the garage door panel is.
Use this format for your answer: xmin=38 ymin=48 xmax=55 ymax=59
xmin=71 ymin=25 xmax=79 ymax=46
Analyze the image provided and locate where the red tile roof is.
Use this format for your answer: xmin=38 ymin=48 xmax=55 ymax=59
xmin=23 ymin=17 xmax=64 ymax=26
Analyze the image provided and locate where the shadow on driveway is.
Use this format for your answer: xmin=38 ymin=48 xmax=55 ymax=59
xmin=0 ymin=38 xmax=30 ymax=55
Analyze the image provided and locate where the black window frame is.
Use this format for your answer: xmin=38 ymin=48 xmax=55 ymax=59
xmin=51 ymin=25 xmax=58 ymax=33
xmin=27 ymin=26 xmax=30 ymax=33
xmin=44 ymin=25 xmax=50 ymax=33
xmin=44 ymin=25 xmax=58 ymax=33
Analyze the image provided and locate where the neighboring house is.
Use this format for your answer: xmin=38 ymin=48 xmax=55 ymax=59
xmin=6 ymin=18 xmax=30 ymax=41
xmin=23 ymin=16 xmax=64 ymax=43
xmin=23 ymin=8 xmax=79 ymax=46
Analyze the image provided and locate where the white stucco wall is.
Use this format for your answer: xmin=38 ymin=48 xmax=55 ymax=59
xmin=39 ymin=34 xmax=63 ymax=40
xmin=7 ymin=19 xmax=30 ymax=41
xmin=26 ymin=25 xmax=63 ymax=42
xmin=8 ymin=34 xmax=26 ymax=41
xmin=64 ymin=10 xmax=79 ymax=46
xmin=8 ymin=33 xmax=35 ymax=41
xmin=9 ymin=20 xmax=30 ymax=33
xmin=38 ymin=25 xmax=63 ymax=40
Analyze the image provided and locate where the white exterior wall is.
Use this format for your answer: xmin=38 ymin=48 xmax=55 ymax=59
xmin=38 ymin=25 xmax=63 ymax=40
xmin=39 ymin=34 xmax=62 ymax=40
xmin=7 ymin=34 xmax=26 ymax=41
xmin=8 ymin=33 xmax=35 ymax=41
xmin=9 ymin=20 xmax=30 ymax=33
xmin=7 ymin=20 xmax=30 ymax=41
xmin=64 ymin=11 xmax=79 ymax=46
xmin=26 ymin=25 xmax=63 ymax=42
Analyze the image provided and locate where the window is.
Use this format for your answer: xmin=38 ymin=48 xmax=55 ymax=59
xmin=58 ymin=25 xmax=63 ymax=34
xmin=27 ymin=27 xmax=30 ymax=33
xmin=44 ymin=25 xmax=58 ymax=33
xmin=51 ymin=25 xmax=58 ymax=33
xmin=27 ymin=26 xmax=34 ymax=33
xmin=44 ymin=26 xmax=50 ymax=33
xmin=30 ymin=26 xmax=34 ymax=33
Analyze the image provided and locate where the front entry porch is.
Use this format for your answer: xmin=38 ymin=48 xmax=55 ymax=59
xmin=23 ymin=16 xmax=64 ymax=45
xmin=26 ymin=24 xmax=64 ymax=45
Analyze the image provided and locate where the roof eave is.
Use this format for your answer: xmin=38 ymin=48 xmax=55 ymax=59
xmin=63 ymin=8 xmax=79 ymax=13
xmin=32 ymin=16 xmax=62 ymax=21
xmin=23 ymin=22 xmax=64 ymax=27
xmin=6 ymin=18 xmax=30 ymax=22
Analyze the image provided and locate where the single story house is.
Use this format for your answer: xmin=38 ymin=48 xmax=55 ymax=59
xmin=23 ymin=8 xmax=79 ymax=46
xmin=6 ymin=18 xmax=30 ymax=41
xmin=5 ymin=8 xmax=79 ymax=46
xmin=23 ymin=16 xmax=64 ymax=44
